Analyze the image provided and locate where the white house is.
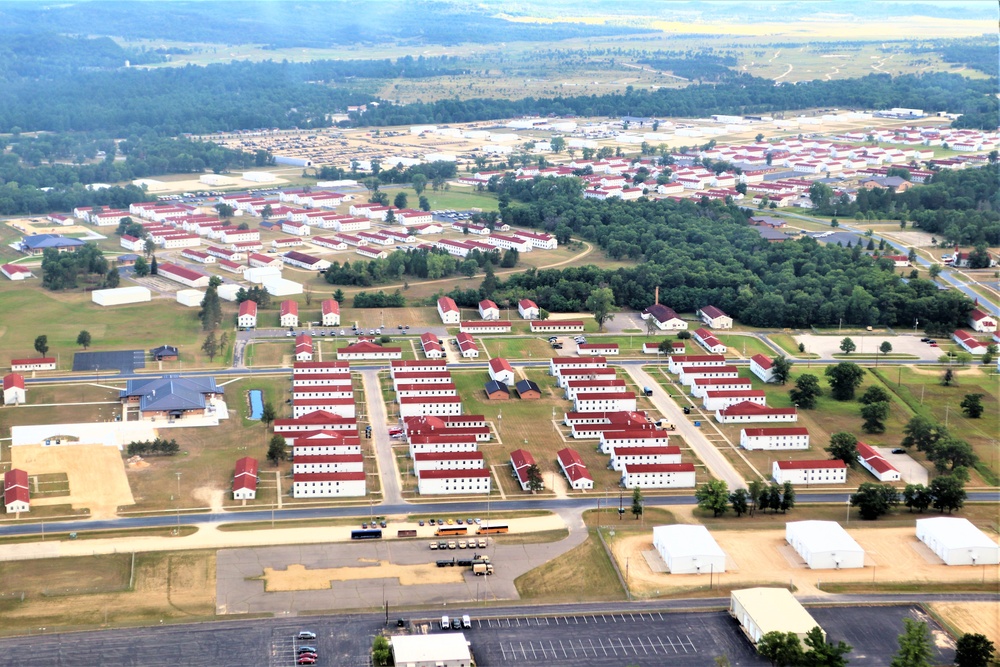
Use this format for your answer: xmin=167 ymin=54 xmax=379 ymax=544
xmin=437 ymin=296 xmax=460 ymax=324
xmin=459 ymin=321 xmax=512 ymax=334
xmin=390 ymin=634 xmax=472 ymax=667
xmin=419 ymin=332 xmax=445 ymax=359
xmin=530 ymin=320 xmax=586 ymax=333
xmin=857 ymin=442 xmax=901 ymax=481
xmin=653 ymin=525 xmax=727 ymax=574
xmin=294 ymin=334 xmax=314 ymax=362
xmin=395 ymin=383 xmax=457 ymax=400
xmin=157 ymin=262 xmax=210 ymax=288
xmin=455 ymin=332 xmax=479 ymax=359
xmin=952 ymin=330 xmax=988 ymax=355
xmin=598 ymin=430 xmax=671 ymax=454
xmin=785 ymin=520 xmax=865 ymax=570
xmin=550 ymin=356 xmax=607 ymax=376
xmin=321 ymin=299 xmax=340 ymax=326
xmin=557 ymin=448 xmax=594 ymax=490
xmin=702 ymin=389 xmax=767 ymax=412
xmin=574 ymin=392 xmax=637 ymax=413
xmin=390 ymin=360 xmax=448 ymax=377
xmin=749 ymin=354 xmax=775 ymax=382
xmin=292 ymin=454 xmax=365 ymax=474
xmin=518 ymin=299 xmax=540 ymax=319
xmin=292 ymin=472 xmax=366 ymax=497
xmin=237 ymin=300 xmax=257 ymax=329
xmin=969 ymin=308 xmax=997 ymax=333
xmin=740 ymin=427 xmax=810 ymax=450
xmin=716 ymin=402 xmax=798 ymax=423
xmin=772 ymin=460 xmax=847 ymax=485
xmin=699 ymin=305 xmax=733 ymax=329
xmin=621 ymin=463 xmax=696 ymax=488
xmin=417 ymin=468 xmax=491 ymax=495
xmin=915 ymin=517 xmax=1000 ymax=566
xmin=667 ymin=354 xmax=725 ymax=374
xmin=4 ymin=469 xmax=30 ymax=514
xmin=336 ymin=342 xmax=403 ymax=361
xmin=478 ymin=299 xmax=500 ymax=320
xmin=693 ymin=328 xmax=727 ymax=354
xmin=564 ymin=379 xmax=628 ymax=400
xmin=678 ymin=365 xmax=739 ymax=386
xmin=690 ymin=378 xmax=753 ymax=398
xmin=398 ymin=396 xmax=463 ymax=418
xmin=1 ymin=264 xmax=33 ymax=281
xmin=407 ymin=435 xmax=479 ymax=459
xmin=412 ymin=451 xmax=485 ymax=474
xmin=488 ymin=358 xmax=516 ymax=385
xmin=577 ymin=342 xmax=619 ymax=356
xmin=609 ymin=446 xmax=681 ymax=470
xmin=2 ymin=373 xmax=26 ymax=405
xmin=642 ymin=304 xmax=687 ymax=330
xmin=10 ymin=357 xmax=56 ymax=372
xmin=232 ymin=457 xmax=258 ymax=500
xmin=510 ymin=449 xmax=538 ymax=491
xmin=291 ymin=398 xmax=356 ymax=419
xmin=279 ymin=300 xmax=299 ymax=327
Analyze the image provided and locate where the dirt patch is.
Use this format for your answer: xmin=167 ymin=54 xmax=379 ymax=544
xmin=11 ymin=444 xmax=134 ymax=519
xmin=192 ymin=486 xmax=225 ymax=513
xmin=930 ymin=602 xmax=1000 ymax=646
xmin=261 ymin=561 xmax=464 ymax=591
xmin=608 ymin=526 xmax=999 ymax=598
xmin=906 ymin=366 xmax=982 ymax=376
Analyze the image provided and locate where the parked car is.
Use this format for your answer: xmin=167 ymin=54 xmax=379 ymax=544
xmin=298 ymin=657 xmax=317 ymax=665
xmin=296 ymin=631 xmax=317 ymax=641
xmin=297 ymin=646 xmax=317 ymax=654
xmin=462 ymin=615 xmax=472 ymax=629
xmin=891 ymin=448 xmax=906 ymax=454
xmin=452 ymin=617 xmax=463 ymax=630
xmin=441 ymin=615 xmax=450 ymax=630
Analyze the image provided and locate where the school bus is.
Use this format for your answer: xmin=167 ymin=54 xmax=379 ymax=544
xmin=435 ymin=526 xmax=468 ymax=537
xmin=476 ymin=523 xmax=509 ymax=535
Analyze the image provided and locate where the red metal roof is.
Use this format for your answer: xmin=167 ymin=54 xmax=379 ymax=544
xmin=719 ymin=401 xmax=797 ymax=416
xmin=2 ymin=373 xmax=24 ymax=390
xmin=293 ymin=454 xmax=364 ymax=464
xmin=776 ymin=460 xmax=845 ymax=470
xmin=321 ymin=299 xmax=340 ymax=315
xmin=339 ymin=342 xmax=402 ymax=354
xmin=294 ymin=361 xmax=350 ymax=370
xmin=4 ymin=469 xmax=28 ymax=489
xmin=293 ymin=472 xmax=366 ymax=482
xmin=743 ymin=427 xmax=810 ymax=437
xmin=624 ymin=463 xmax=695 ymax=473
xmin=280 ymin=300 xmax=298 ymax=316
xmin=552 ymin=356 xmax=607 ymax=365
xmin=414 ymin=451 xmax=484 ymax=462
xmin=700 ymin=305 xmax=728 ymax=320
xmin=417 ymin=468 xmax=491 ymax=479
xmin=575 ymin=392 xmax=636 ymax=400
xmin=751 ymin=354 xmax=773 ymax=369
xmin=437 ymin=296 xmax=459 ymax=313
xmin=669 ymin=354 xmax=726 ymax=363
xmin=399 ymin=396 xmax=462 ymax=404
xmin=489 ymin=357 xmax=514 ymax=374
xmin=578 ymin=343 xmax=619 ymax=350
xmin=610 ymin=446 xmax=681 ymax=456
xmin=157 ymin=262 xmax=206 ymax=281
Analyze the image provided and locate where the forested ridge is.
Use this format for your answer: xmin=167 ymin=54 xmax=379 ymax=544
xmin=476 ymin=179 xmax=972 ymax=331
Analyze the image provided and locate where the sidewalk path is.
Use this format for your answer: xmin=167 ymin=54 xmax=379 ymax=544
xmin=360 ymin=369 xmax=403 ymax=505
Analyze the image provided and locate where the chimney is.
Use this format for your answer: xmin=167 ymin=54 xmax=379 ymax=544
xmin=654 ymin=286 xmax=659 ymax=306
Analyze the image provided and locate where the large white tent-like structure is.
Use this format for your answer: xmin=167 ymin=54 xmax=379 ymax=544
xmin=785 ymin=520 xmax=865 ymax=570
xmin=652 ymin=525 xmax=727 ymax=574
xmin=916 ymin=517 xmax=1000 ymax=566
xmin=730 ymin=588 xmax=823 ymax=645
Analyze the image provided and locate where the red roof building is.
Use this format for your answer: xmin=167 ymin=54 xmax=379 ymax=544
xmin=232 ymin=457 xmax=259 ymax=499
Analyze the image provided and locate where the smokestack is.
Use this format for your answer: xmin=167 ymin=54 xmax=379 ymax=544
xmin=655 ymin=286 xmax=659 ymax=306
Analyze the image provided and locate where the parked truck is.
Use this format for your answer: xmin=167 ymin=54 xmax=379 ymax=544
xmin=473 ymin=562 xmax=494 ymax=576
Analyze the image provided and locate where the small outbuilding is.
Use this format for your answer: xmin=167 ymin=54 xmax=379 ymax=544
xmin=150 ymin=345 xmax=179 ymax=361
xmin=515 ymin=379 xmax=541 ymax=400
xmin=652 ymin=525 xmax=726 ymax=574
xmin=91 ymin=285 xmax=152 ymax=307
xmin=175 ymin=289 xmax=205 ymax=307
xmin=785 ymin=520 xmax=865 ymax=570
xmin=3 ymin=372 xmax=26 ymax=405
xmin=916 ymin=517 xmax=1000 ymax=566
xmin=730 ymin=587 xmax=822 ymax=645
xmin=484 ymin=380 xmax=509 ymax=400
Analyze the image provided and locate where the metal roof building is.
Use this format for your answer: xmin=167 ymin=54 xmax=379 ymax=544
xmin=916 ymin=517 xmax=1000 ymax=566
xmin=785 ymin=520 xmax=865 ymax=570
xmin=652 ymin=524 xmax=726 ymax=574
xmin=120 ymin=375 xmax=220 ymax=418
xmin=730 ymin=587 xmax=823 ymax=645
xmin=391 ymin=633 xmax=472 ymax=667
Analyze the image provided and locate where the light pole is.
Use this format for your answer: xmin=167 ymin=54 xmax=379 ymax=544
xmin=174 ymin=472 xmax=182 ymax=535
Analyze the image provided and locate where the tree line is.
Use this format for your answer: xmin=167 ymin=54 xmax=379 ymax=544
xmin=126 ymin=438 xmax=180 ymax=457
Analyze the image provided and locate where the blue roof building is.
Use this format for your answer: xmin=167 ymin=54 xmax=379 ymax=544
xmin=120 ymin=375 xmax=221 ymax=420
xmin=20 ymin=234 xmax=86 ymax=255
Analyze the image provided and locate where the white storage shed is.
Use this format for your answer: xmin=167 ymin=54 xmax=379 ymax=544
xmin=175 ymin=289 xmax=205 ymax=307
xmin=652 ymin=525 xmax=726 ymax=574
xmin=262 ymin=277 xmax=304 ymax=296
xmin=785 ymin=520 xmax=865 ymax=570
xmin=244 ymin=266 xmax=282 ymax=284
xmin=391 ymin=633 xmax=472 ymax=667
xmin=91 ymin=285 xmax=152 ymax=306
xmin=916 ymin=517 xmax=1000 ymax=566
xmin=217 ymin=283 xmax=242 ymax=302
xmin=730 ymin=588 xmax=822 ymax=645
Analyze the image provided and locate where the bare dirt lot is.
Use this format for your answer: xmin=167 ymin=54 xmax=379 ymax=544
xmin=10 ymin=444 xmax=134 ymax=519
xmin=930 ymin=602 xmax=1000 ymax=647
xmin=609 ymin=526 xmax=999 ymax=598
xmin=262 ymin=560 xmax=465 ymax=591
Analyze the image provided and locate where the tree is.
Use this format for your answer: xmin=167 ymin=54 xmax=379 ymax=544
xmin=631 ymin=487 xmax=643 ymax=519
xmin=860 ymin=400 xmax=890 ymax=434
xmin=393 ymin=192 xmax=408 ymax=209
xmin=767 ymin=483 xmax=782 ymax=513
xmin=645 ymin=315 xmax=659 ymax=338
xmin=839 ymin=337 xmax=856 ymax=355
xmin=33 ymin=334 xmax=48 ymax=356
xmin=199 ymin=282 xmax=224 ymax=331
xmin=942 ymin=367 xmax=954 ymax=386
xmin=201 ymin=331 xmax=220 ymax=361
xmin=860 ymin=385 xmax=891 ymax=405
xmin=411 ymin=173 xmax=428 ymax=196
xmin=333 ymin=288 xmax=345 ymax=304
xmin=851 ymin=482 xmax=899 ymax=520
xmin=770 ymin=355 xmax=792 ymax=385
xmin=677 ymin=330 xmax=691 ymax=340
xmin=802 ymin=625 xmax=852 ymax=667
xmin=789 ymin=374 xmax=822 ymax=409
xmin=260 ymin=203 xmax=273 ymax=220
xmin=879 ymin=341 xmax=893 ymax=356
xmin=418 ymin=195 xmax=430 ymax=211
xmin=930 ymin=437 xmax=978 ymax=472
xmin=827 ymin=432 xmax=859 ymax=467
xmin=526 ymin=464 xmax=543 ymax=493
xmin=215 ymin=202 xmax=235 ymax=219
xmin=550 ymin=136 xmax=566 ymax=153
xmin=729 ymin=488 xmax=749 ymax=517
xmin=901 ymin=415 xmax=947 ymax=452
xmin=76 ymin=330 xmax=92 ymax=349
xmin=756 ymin=631 xmax=804 ymax=667
xmin=902 ymin=484 xmax=932 ymax=513
xmin=825 ymin=362 xmax=865 ymax=401
xmin=372 ymin=635 xmax=392 ymax=667
xmin=585 ymin=286 xmax=615 ymax=332
xmin=929 ymin=263 xmax=942 ymax=280
xmin=267 ymin=435 xmax=287 ymax=466
xmin=747 ymin=479 xmax=765 ymax=516
xmin=954 ymin=633 xmax=995 ymax=667
xmin=103 ymin=265 xmax=120 ymax=288
xmin=260 ymin=402 xmax=276 ymax=428
xmin=133 ymin=255 xmax=150 ymax=277
xmin=150 ymin=255 xmax=158 ymax=275
xmin=930 ymin=473 xmax=968 ymax=513
xmin=780 ymin=481 xmax=796 ymax=513
xmin=890 ymin=618 xmax=933 ymax=667
xmin=960 ymin=393 xmax=984 ymax=418
xmin=144 ymin=237 xmax=156 ymax=257
xmin=695 ymin=480 xmax=729 ymax=517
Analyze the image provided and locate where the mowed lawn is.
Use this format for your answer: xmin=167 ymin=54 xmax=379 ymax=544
xmin=0 ymin=280 xmax=235 ymax=371
xmin=480 ymin=336 xmax=556 ymax=360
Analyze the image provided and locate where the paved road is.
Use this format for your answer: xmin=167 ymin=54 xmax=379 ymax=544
xmin=360 ymin=368 xmax=402 ymax=505
xmin=624 ymin=365 xmax=748 ymax=490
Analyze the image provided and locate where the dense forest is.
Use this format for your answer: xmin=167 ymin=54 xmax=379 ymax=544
xmin=808 ymin=165 xmax=1000 ymax=246
xmin=323 ymin=246 xmax=516 ymax=287
xmin=0 ymin=1 xmax=645 ymax=48
xmin=354 ymin=72 xmax=998 ymax=131
xmin=636 ymin=52 xmax=739 ymax=82
xmin=467 ymin=179 xmax=973 ymax=332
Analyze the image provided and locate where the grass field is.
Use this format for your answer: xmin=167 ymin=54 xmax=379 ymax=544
xmin=715 ymin=334 xmax=775 ymax=360
xmin=770 ymin=333 xmax=819 ymax=358
xmin=514 ymin=529 xmax=625 ymax=602
xmin=480 ymin=336 xmax=557 ymax=360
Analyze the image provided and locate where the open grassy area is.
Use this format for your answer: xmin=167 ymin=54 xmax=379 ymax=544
xmin=715 ymin=334 xmax=776 ymax=360
xmin=0 ymin=549 xmax=216 ymax=636
xmin=479 ymin=336 xmax=556 ymax=360
xmin=514 ymin=529 xmax=625 ymax=602
xmin=770 ymin=333 xmax=819 ymax=358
